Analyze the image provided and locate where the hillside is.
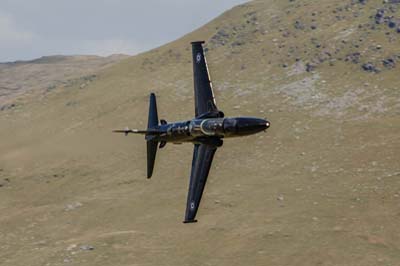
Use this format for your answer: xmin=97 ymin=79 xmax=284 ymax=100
xmin=1 ymin=0 xmax=400 ymax=266
xmin=0 ymin=54 xmax=128 ymax=108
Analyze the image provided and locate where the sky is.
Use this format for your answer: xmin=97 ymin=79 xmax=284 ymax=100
xmin=0 ymin=0 xmax=248 ymax=62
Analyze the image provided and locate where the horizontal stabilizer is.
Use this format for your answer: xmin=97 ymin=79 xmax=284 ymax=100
xmin=148 ymin=93 xmax=159 ymax=129
xmin=147 ymin=140 xmax=158 ymax=178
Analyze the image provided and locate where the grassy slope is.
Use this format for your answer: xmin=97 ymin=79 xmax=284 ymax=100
xmin=1 ymin=0 xmax=399 ymax=265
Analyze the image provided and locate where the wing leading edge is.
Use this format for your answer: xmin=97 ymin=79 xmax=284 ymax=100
xmin=184 ymin=143 xmax=217 ymax=223
xmin=191 ymin=41 xmax=219 ymax=118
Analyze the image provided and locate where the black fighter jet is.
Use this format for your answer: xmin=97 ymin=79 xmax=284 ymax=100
xmin=114 ymin=41 xmax=270 ymax=223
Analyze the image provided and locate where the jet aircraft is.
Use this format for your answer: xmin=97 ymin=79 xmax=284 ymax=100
xmin=114 ymin=41 xmax=270 ymax=223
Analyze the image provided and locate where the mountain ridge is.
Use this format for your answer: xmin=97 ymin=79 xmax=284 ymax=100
xmin=0 ymin=54 xmax=129 ymax=106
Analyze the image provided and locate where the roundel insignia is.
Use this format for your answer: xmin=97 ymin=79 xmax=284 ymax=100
xmin=190 ymin=202 xmax=195 ymax=210
xmin=196 ymin=53 xmax=202 ymax=63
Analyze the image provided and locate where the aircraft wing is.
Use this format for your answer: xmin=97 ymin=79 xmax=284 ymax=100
xmin=191 ymin=41 xmax=219 ymax=118
xmin=184 ymin=143 xmax=217 ymax=223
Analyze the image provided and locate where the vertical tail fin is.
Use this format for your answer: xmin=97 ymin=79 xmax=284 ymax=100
xmin=146 ymin=93 xmax=159 ymax=178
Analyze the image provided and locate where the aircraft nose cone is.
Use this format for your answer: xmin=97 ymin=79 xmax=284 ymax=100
xmin=258 ymin=119 xmax=270 ymax=131
xmin=234 ymin=117 xmax=270 ymax=135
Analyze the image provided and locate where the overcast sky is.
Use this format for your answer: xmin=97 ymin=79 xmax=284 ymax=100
xmin=0 ymin=0 xmax=248 ymax=62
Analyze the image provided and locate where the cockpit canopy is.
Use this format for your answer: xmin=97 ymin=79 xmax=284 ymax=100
xmin=190 ymin=117 xmax=267 ymax=137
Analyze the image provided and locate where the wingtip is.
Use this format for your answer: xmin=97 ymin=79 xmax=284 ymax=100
xmin=183 ymin=219 xmax=198 ymax=224
xmin=147 ymin=169 xmax=153 ymax=179
xmin=191 ymin=41 xmax=205 ymax=45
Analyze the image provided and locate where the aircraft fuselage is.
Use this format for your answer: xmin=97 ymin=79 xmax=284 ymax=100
xmin=146 ymin=116 xmax=270 ymax=146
